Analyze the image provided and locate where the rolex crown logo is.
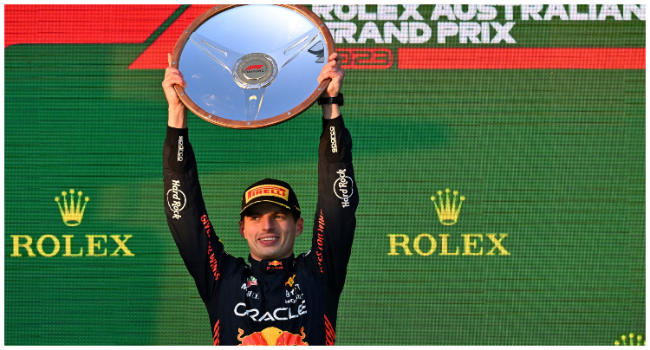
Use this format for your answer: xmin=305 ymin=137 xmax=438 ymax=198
xmin=430 ymin=189 xmax=465 ymax=226
xmin=615 ymin=333 xmax=645 ymax=346
xmin=54 ymin=189 xmax=89 ymax=227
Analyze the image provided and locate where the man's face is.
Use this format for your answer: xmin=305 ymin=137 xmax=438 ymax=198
xmin=239 ymin=202 xmax=304 ymax=261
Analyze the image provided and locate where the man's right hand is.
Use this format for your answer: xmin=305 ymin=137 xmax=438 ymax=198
xmin=163 ymin=52 xmax=188 ymax=128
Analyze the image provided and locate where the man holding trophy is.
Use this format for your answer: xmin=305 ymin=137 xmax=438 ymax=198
xmin=162 ymin=46 xmax=358 ymax=345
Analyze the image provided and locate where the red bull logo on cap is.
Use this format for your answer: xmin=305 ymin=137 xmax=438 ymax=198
xmin=237 ymin=327 xmax=308 ymax=346
xmin=246 ymin=185 xmax=289 ymax=203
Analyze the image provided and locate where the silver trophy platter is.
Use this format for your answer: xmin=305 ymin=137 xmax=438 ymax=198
xmin=171 ymin=5 xmax=335 ymax=129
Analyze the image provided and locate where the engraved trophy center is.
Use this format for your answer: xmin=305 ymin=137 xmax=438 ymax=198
xmin=243 ymin=61 xmax=267 ymax=79
xmin=234 ymin=53 xmax=277 ymax=89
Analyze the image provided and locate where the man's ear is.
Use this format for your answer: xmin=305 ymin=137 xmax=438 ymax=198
xmin=295 ymin=217 xmax=304 ymax=237
xmin=239 ymin=220 xmax=245 ymax=238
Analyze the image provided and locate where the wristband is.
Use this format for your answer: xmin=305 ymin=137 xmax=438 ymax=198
xmin=317 ymin=93 xmax=344 ymax=106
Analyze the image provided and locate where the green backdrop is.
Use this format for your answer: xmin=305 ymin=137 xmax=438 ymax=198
xmin=4 ymin=4 xmax=645 ymax=345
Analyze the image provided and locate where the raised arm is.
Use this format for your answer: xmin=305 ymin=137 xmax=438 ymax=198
xmin=162 ymin=53 xmax=235 ymax=304
xmin=163 ymin=53 xmax=188 ymax=129
xmin=310 ymin=53 xmax=358 ymax=297
xmin=317 ymin=53 xmax=343 ymax=121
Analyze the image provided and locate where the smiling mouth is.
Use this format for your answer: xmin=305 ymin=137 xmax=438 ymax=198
xmin=259 ymin=237 xmax=279 ymax=245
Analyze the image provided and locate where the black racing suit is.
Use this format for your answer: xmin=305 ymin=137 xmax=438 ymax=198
xmin=163 ymin=116 xmax=358 ymax=345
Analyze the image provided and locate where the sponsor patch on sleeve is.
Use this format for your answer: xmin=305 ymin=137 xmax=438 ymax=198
xmin=333 ymin=169 xmax=354 ymax=208
xmin=177 ymin=136 xmax=184 ymax=161
xmin=167 ymin=179 xmax=186 ymax=219
xmin=329 ymin=126 xmax=338 ymax=154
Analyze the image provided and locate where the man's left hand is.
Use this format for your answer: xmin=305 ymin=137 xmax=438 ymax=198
xmin=317 ymin=53 xmax=344 ymax=98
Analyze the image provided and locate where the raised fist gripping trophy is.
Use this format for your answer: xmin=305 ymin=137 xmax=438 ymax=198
xmin=169 ymin=4 xmax=336 ymax=129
